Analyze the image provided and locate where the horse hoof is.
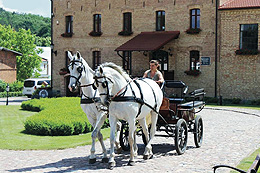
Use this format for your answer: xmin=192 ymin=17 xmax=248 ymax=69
xmin=89 ymin=158 xmax=96 ymax=164
xmin=108 ymin=162 xmax=116 ymax=170
xmin=102 ymin=157 xmax=109 ymax=163
xmin=127 ymin=160 xmax=135 ymax=166
xmin=116 ymin=147 xmax=123 ymax=154
xmin=143 ymin=154 xmax=153 ymax=160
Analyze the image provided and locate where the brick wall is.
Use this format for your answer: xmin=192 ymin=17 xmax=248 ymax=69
xmin=219 ymin=9 xmax=260 ymax=100
xmin=0 ymin=50 xmax=17 ymax=83
xmin=53 ymin=0 xmax=217 ymax=97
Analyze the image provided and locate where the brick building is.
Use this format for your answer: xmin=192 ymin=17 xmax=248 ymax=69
xmin=218 ymin=0 xmax=260 ymax=100
xmin=51 ymin=0 xmax=259 ymax=100
xmin=0 ymin=47 xmax=22 ymax=83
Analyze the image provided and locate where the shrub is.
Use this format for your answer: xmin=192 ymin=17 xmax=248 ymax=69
xmin=22 ymin=97 xmax=109 ymax=136
xmin=0 ymin=80 xmax=23 ymax=92
xmin=204 ymin=97 xmax=218 ymax=104
xmin=252 ymin=99 xmax=260 ymax=106
xmin=0 ymin=91 xmax=23 ymax=98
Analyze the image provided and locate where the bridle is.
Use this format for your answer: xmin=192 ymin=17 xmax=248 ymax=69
xmin=93 ymin=74 xmax=114 ymax=104
xmin=68 ymin=59 xmax=89 ymax=88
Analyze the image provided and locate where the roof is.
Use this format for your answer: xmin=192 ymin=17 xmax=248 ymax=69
xmin=219 ymin=0 xmax=260 ymax=10
xmin=115 ymin=31 xmax=180 ymax=51
xmin=0 ymin=47 xmax=22 ymax=56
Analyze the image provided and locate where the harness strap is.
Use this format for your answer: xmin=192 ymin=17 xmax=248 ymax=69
xmin=80 ymin=97 xmax=101 ymax=104
xmin=133 ymin=80 xmax=144 ymax=118
xmin=80 ymin=83 xmax=94 ymax=88
xmin=139 ymin=79 xmax=158 ymax=110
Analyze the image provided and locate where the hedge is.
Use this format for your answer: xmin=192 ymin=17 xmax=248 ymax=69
xmin=0 ymin=91 xmax=23 ymax=98
xmin=0 ymin=80 xmax=23 ymax=92
xmin=22 ymin=97 xmax=108 ymax=136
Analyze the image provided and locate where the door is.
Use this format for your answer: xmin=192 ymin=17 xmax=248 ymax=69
xmin=152 ymin=50 xmax=168 ymax=71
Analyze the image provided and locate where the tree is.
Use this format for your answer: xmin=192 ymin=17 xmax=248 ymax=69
xmin=0 ymin=8 xmax=51 ymax=46
xmin=0 ymin=24 xmax=42 ymax=81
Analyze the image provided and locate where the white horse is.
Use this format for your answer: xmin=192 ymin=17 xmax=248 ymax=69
xmin=67 ymin=51 xmax=122 ymax=164
xmin=94 ymin=62 xmax=163 ymax=168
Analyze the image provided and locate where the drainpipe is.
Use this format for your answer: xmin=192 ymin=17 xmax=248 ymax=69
xmin=50 ymin=0 xmax=53 ymax=89
xmin=215 ymin=0 xmax=218 ymax=98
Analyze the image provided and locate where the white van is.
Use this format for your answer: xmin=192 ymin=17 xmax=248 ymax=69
xmin=22 ymin=78 xmax=51 ymax=98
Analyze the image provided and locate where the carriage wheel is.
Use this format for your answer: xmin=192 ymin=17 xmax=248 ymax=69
xmin=174 ymin=119 xmax=188 ymax=155
xmin=119 ymin=122 xmax=130 ymax=151
xmin=194 ymin=115 xmax=203 ymax=148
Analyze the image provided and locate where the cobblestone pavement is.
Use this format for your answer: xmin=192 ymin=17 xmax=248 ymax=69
xmin=0 ymin=106 xmax=260 ymax=173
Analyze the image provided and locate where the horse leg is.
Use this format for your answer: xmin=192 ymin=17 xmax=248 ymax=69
xmin=89 ymin=112 xmax=108 ymax=163
xmin=95 ymin=112 xmax=109 ymax=163
xmin=115 ymin=121 xmax=122 ymax=154
xmin=143 ymin=111 xmax=158 ymax=160
xmin=133 ymin=130 xmax=138 ymax=157
xmin=127 ymin=119 xmax=136 ymax=166
xmin=138 ymin=118 xmax=149 ymax=147
xmin=88 ymin=117 xmax=97 ymax=164
xmin=108 ymin=116 xmax=117 ymax=169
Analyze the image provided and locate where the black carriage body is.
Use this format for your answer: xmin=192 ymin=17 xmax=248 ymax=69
xmin=119 ymin=80 xmax=205 ymax=155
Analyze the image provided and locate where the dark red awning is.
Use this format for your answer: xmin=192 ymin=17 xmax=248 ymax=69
xmin=115 ymin=31 xmax=180 ymax=51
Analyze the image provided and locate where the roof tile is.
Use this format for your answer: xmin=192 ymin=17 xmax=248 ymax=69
xmin=219 ymin=0 xmax=260 ymax=10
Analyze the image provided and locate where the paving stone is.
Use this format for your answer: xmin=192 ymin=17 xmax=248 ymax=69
xmin=0 ymin=106 xmax=259 ymax=172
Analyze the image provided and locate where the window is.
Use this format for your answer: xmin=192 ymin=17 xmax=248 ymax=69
xmin=93 ymin=14 xmax=101 ymax=33
xmin=123 ymin=12 xmax=132 ymax=32
xmin=156 ymin=11 xmax=165 ymax=31
xmin=122 ymin=51 xmax=131 ymax=72
xmin=190 ymin=50 xmax=200 ymax=71
xmin=239 ymin=24 xmax=258 ymax=50
xmin=190 ymin=9 xmax=200 ymax=29
xmin=65 ymin=16 xmax=73 ymax=33
xmin=93 ymin=51 xmax=101 ymax=69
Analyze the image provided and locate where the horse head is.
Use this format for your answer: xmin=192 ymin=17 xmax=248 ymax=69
xmin=67 ymin=51 xmax=94 ymax=92
xmin=94 ymin=64 xmax=118 ymax=106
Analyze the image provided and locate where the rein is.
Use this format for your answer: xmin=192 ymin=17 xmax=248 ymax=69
xmin=80 ymin=83 xmax=94 ymax=88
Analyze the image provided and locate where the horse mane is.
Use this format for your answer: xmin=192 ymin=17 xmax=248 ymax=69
xmin=101 ymin=62 xmax=131 ymax=81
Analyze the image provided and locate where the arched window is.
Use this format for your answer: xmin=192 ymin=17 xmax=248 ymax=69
xmin=190 ymin=50 xmax=200 ymax=71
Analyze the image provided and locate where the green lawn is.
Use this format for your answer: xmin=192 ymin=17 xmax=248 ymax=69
xmin=207 ymin=104 xmax=260 ymax=110
xmin=0 ymin=105 xmax=110 ymax=150
xmin=231 ymin=148 xmax=260 ymax=173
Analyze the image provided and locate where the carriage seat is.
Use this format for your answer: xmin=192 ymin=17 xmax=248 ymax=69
xmin=169 ymin=98 xmax=184 ymax=104
xmin=179 ymin=88 xmax=206 ymax=109
xmin=180 ymin=101 xmax=205 ymax=109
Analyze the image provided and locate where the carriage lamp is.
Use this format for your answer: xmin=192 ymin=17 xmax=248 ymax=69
xmin=6 ymin=84 xmax=10 ymax=106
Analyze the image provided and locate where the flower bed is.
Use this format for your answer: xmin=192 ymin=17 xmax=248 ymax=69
xmin=89 ymin=31 xmax=102 ymax=37
xmin=185 ymin=28 xmax=201 ymax=34
xmin=118 ymin=30 xmax=133 ymax=36
xmin=184 ymin=70 xmax=201 ymax=76
xmin=235 ymin=49 xmax=259 ymax=55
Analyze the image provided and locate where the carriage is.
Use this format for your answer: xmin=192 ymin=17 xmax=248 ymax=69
xmin=119 ymin=80 xmax=205 ymax=155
